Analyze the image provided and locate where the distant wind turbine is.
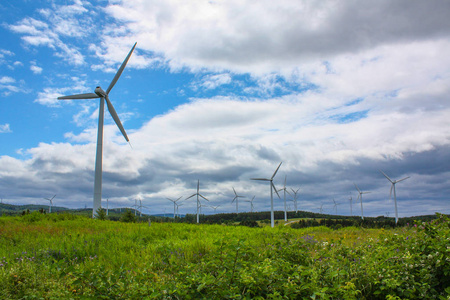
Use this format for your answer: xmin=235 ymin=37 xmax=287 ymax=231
xmin=332 ymin=198 xmax=340 ymax=215
xmin=354 ymin=183 xmax=370 ymax=220
xmin=44 ymin=195 xmax=56 ymax=213
xmin=167 ymin=196 xmax=182 ymax=218
xmin=210 ymin=204 xmax=221 ymax=213
xmin=251 ymin=162 xmax=282 ymax=228
xmin=318 ymin=204 xmax=324 ymax=214
xmin=58 ymin=42 xmax=137 ymax=218
xmin=290 ymin=187 xmax=300 ymax=213
xmin=186 ymin=180 xmax=208 ymax=223
xmin=231 ymin=187 xmax=244 ymax=213
xmin=246 ymin=196 xmax=256 ymax=213
xmin=278 ymin=175 xmax=291 ymax=221
xmin=380 ymin=170 xmax=410 ymax=224
xmin=138 ymin=200 xmax=149 ymax=217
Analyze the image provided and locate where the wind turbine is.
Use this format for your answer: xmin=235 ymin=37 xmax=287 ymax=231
xmin=210 ymin=204 xmax=221 ymax=213
xmin=231 ymin=187 xmax=244 ymax=213
xmin=137 ymin=200 xmax=149 ymax=217
xmin=318 ymin=204 xmax=324 ymax=214
xmin=278 ymin=175 xmax=291 ymax=221
xmin=251 ymin=162 xmax=282 ymax=228
xmin=354 ymin=183 xmax=370 ymax=220
xmin=44 ymin=195 xmax=56 ymax=213
xmin=186 ymin=180 xmax=208 ymax=223
xmin=58 ymin=42 xmax=137 ymax=218
xmin=246 ymin=196 xmax=256 ymax=213
xmin=332 ymin=198 xmax=340 ymax=215
xmin=167 ymin=196 xmax=182 ymax=218
xmin=290 ymin=187 xmax=300 ymax=213
xmin=379 ymin=170 xmax=410 ymax=224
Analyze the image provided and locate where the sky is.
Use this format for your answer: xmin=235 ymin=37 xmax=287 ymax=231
xmin=1 ymin=0 xmax=449 ymax=218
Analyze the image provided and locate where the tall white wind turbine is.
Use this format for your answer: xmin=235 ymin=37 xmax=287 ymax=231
xmin=44 ymin=194 xmax=56 ymax=213
xmin=278 ymin=175 xmax=291 ymax=221
xmin=354 ymin=183 xmax=370 ymax=220
xmin=186 ymin=180 xmax=208 ymax=223
xmin=379 ymin=170 xmax=410 ymax=224
xmin=231 ymin=187 xmax=244 ymax=213
xmin=58 ymin=43 xmax=137 ymax=218
xmin=251 ymin=162 xmax=282 ymax=228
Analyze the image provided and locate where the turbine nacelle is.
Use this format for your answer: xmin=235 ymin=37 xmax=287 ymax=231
xmin=95 ymin=86 xmax=107 ymax=98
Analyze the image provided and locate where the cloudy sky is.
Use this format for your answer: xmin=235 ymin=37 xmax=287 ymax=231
xmin=1 ymin=0 xmax=449 ymax=218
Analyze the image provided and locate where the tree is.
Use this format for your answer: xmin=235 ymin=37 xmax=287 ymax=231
xmin=120 ymin=209 xmax=137 ymax=223
xmin=95 ymin=208 xmax=107 ymax=220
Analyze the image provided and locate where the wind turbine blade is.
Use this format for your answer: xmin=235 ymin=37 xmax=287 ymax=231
xmin=379 ymin=170 xmax=394 ymax=183
xmin=271 ymin=162 xmax=282 ymax=180
xmin=389 ymin=184 xmax=393 ymax=200
xmin=272 ymin=182 xmax=281 ymax=198
xmin=186 ymin=194 xmax=196 ymax=200
xmin=106 ymin=42 xmax=137 ymax=95
xmin=354 ymin=183 xmax=361 ymax=193
xmin=251 ymin=178 xmax=270 ymax=181
xmin=58 ymin=93 xmax=99 ymax=100
xmin=105 ymin=96 xmax=129 ymax=142
xmin=233 ymin=187 xmax=237 ymax=196
xmin=199 ymin=194 xmax=209 ymax=201
xmin=396 ymin=176 xmax=410 ymax=183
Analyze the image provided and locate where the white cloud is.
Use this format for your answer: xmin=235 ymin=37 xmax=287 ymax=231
xmin=0 ymin=76 xmax=15 ymax=84
xmin=30 ymin=61 xmax=43 ymax=74
xmin=8 ymin=1 xmax=95 ymax=66
xmin=0 ymin=124 xmax=12 ymax=133
xmin=102 ymin=0 xmax=450 ymax=74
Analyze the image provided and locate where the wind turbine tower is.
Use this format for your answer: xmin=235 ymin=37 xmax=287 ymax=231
xmin=251 ymin=162 xmax=282 ymax=228
xmin=58 ymin=43 xmax=137 ymax=218
xmin=232 ymin=187 xmax=244 ymax=213
xmin=354 ymin=183 xmax=370 ymax=220
xmin=44 ymin=195 xmax=56 ymax=213
xmin=186 ymin=180 xmax=208 ymax=223
xmin=278 ymin=175 xmax=291 ymax=221
xmin=380 ymin=170 xmax=410 ymax=224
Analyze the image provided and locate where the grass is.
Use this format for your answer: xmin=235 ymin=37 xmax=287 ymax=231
xmin=0 ymin=212 xmax=449 ymax=299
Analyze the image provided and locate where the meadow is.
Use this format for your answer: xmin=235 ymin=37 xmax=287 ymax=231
xmin=0 ymin=212 xmax=449 ymax=299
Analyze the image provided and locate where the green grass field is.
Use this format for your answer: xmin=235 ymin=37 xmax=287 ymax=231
xmin=0 ymin=212 xmax=449 ymax=299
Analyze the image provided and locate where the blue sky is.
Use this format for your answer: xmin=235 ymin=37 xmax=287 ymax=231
xmin=1 ymin=0 xmax=450 ymax=217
